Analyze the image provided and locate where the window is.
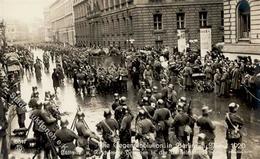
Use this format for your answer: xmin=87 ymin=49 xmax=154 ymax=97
xmin=112 ymin=19 xmax=114 ymax=35
xmin=128 ymin=16 xmax=133 ymax=33
xmin=123 ymin=17 xmax=126 ymax=34
xmin=221 ymin=11 xmax=224 ymax=27
xmin=154 ymin=14 xmax=162 ymax=30
xmin=199 ymin=12 xmax=208 ymax=27
xmin=177 ymin=13 xmax=185 ymax=29
xmin=237 ymin=0 xmax=250 ymax=39
xmin=117 ymin=18 xmax=120 ymax=34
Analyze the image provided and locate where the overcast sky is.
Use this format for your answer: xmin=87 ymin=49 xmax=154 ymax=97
xmin=0 ymin=0 xmax=55 ymax=24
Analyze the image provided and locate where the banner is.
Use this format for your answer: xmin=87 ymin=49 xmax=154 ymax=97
xmin=177 ymin=30 xmax=186 ymax=53
xmin=200 ymin=28 xmax=212 ymax=58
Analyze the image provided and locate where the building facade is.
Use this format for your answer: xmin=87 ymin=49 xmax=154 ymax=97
xmin=49 ymin=0 xmax=75 ymax=45
xmin=73 ymin=0 xmax=223 ymax=50
xmin=43 ymin=8 xmax=52 ymax=42
xmin=223 ymin=0 xmax=260 ymax=59
xmin=5 ymin=20 xmax=29 ymax=43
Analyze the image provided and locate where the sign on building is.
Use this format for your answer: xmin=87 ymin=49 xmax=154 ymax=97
xmin=177 ymin=30 xmax=186 ymax=53
xmin=200 ymin=28 xmax=212 ymax=58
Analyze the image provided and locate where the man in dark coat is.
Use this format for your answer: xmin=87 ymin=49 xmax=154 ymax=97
xmin=119 ymin=107 xmax=134 ymax=159
xmin=197 ymin=106 xmax=215 ymax=159
xmin=52 ymin=68 xmax=61 ymax=94
xmin=111 ymin=93 xmax=120 ymax=111
xmin=131 ymin=66 xmax=140 ymax=89
xmin=55 ymin=118 xmax=79 ymax=159
xmin=153 ymin=99 xmax=171 ymax=156
xmin=172 ymin=104 xmax=190 ymax=153
xmin=34 ymin=59 xmax=42 ymax=81
xmin=75 ymin=112 xmax=100 ymax=157
xmin=136 ymin=110 xmax=155 ymax=159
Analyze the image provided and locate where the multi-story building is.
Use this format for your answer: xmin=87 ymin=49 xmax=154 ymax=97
xmin=5 ymin=20 xmax=29 ymax=43
xmin=223 ymin=0 xmax=260 ymax=60
xmin=43 ymin=8 xmax=52 ymax=42
xmin=73 ymin=0 xmax=223 ymax=50
xmin=49 ymin=0 xmax=75 ymax=45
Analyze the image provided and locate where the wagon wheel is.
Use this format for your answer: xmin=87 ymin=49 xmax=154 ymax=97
xmin=196 ymin=81 xmax=204 ymax=92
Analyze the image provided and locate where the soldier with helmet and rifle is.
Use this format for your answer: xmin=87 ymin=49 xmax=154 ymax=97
xmin=96 ymin=109 xmax=119 ymax=159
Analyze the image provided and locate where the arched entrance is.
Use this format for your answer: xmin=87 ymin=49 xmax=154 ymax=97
xmin=237 ymin=0 xmax=250 ymax=39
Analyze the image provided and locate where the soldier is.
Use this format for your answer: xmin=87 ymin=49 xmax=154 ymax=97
xmin=115 ymin=96 xmax=127 ymax=125
xmin=213 ymin=69 xmax=221 ymax=96
xmin=220 ymin=68 xmax=229 ymax=97
xmin=160 ymin=79 xmax=168 ymax=100
xmin=136 ymin=110 xmax=155 ymax=159
xmin=41 ymin=104 xmax=59 ymax=159
xmin=96 ymin=109 xmax=119 ymax=159
xmin=131 ymin=66 xmax=140 ymax=89
xmin=55 ymin=118 xmax=79 ymax=159
xmin=196 ymin=106 xmax=215 ymax=159
xmin=182 ymin=62 xmax=193 ymax=90
xmin=111 ymin=93 xmax=120 ymax=111
xmin=231 ymin=64 xmax=241 ymax=94
xmin=172 ymin=104 xmax=190 ymax=154
xmin=28 ymin=91 xmax=40 ymax=110
xmin=151 ymin=86 xmax=162 ymax=101
xmin=153 ymin=99 xmax=171 ymax=156
xmin=14 ymin=91 xmax=27 ymax=128
xmin=52 ymin=68 xmax=61 ymax=94
xmin=34 ymin=59 xmax=42 ymax=82
xmin=145 ymin=89 xmax=157 ymax=104
xmin=225 ymin=103 xmax=244 ymax=159
xmin=137 ymin=81 xmax=146 ymax=104
xmin=140 ymin=98 xmax=156 ymax=120
xmin=75 ymin=111 xmax=100 ymax=157
xmin=0 ymin=92 xmax=9 ymax=159
xmin=119 ymin=106 xmax=134 ymax=159
xmin=143 ymin=65 xmax=153 ymax=87
xmin=166 ymin=84 xmax=178 ymax=116
xmin=30 ymin=101 xmax=45 ymax=158
xmin=31 ymin=86 xmax=39 ymax=98
xmin=192 ymin=133 xmax=210 ymax=159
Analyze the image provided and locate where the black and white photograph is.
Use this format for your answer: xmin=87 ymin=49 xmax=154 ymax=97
xmin=0 ymin=0 xmax=260 ymax=158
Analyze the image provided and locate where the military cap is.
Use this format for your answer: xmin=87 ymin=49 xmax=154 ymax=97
xmin=179 ymin=96 xmax=187 ymax=102
xmin=120 ymin=96 xmax=127 ymax=104
xmin=142 ymin=96 xmax=149 ymax=102
xmin=104 ymin=109 xmax=112 ymax=117
xmin=157 ymin=99 xmax=164 ymax=105
xmin=202 ymin=105 xmax=212 ymax=114
xmin=60 ymin=118 xmax=69 ymax=127
xmin=145 ymin=89 xmax=152 ymax=94
xmin=140 ymin=81 xmax=145 ymax=86
xmin=138 ymin=109 xmax=146 ymax=116
xmin=77 ymin=111 xmax=85 ymax=117
xmin=152 ymin=86 xmax=158 ymax=93
xmin=228 ymin=102 xmax=239 ymax=108
xmin=160 ymin=79 xmax=167 ymax=85
xmin=198 ymin=133 xmax=206 ymax=140
xmin=114 ymin=93 xmax=119 ymax=98
xmin=168 ymin=84 xmax=174 ymax=89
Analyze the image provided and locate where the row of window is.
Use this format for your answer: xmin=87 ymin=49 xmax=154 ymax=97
xmin=154 ymin=11 xmax=224 ymax=30
xmin=75 ymin=11 xmax=224 ymax=35
xmin=75 ymin=16 xmax=133 ymax=36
